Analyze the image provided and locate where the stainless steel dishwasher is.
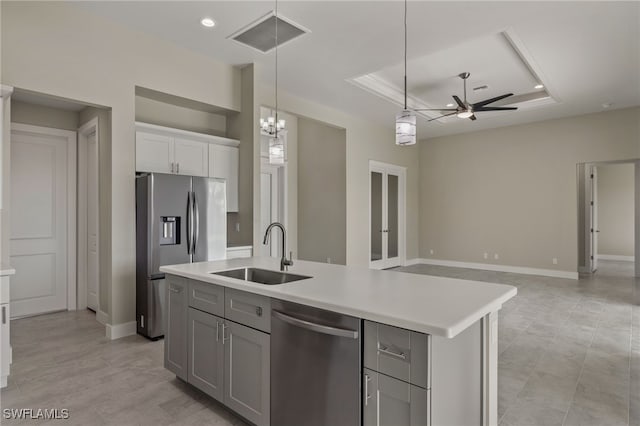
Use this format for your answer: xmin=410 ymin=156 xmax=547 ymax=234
xmin=271 ymin=299 xmax=361 ymax=426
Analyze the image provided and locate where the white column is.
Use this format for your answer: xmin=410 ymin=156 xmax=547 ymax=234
xmin=482 ymin=310 xmax=499 ymax=426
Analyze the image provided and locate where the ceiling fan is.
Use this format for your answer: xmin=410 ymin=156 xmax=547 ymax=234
xmin=415 ymin=72 xmax=518 ymax=122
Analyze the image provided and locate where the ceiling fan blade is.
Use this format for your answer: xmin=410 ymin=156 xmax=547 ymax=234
xmin=474 ymin=106 xmax=518 ymax=111
xmin=427 ymin=111 xmax=458 ymax=122
xmin=413 ymin=108 xmax=458 ymax=112
xmin=452 ymin=95 xmax=466 ymax=109
xmin=469 ymin=114 xmax=477 ymax=121
xmin=472 ymin=93 xmax=513 ymax=108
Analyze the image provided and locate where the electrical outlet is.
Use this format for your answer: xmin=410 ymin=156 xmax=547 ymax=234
xmin=235 ymin=222 xmax=240 ymax=232
xmin=429 ymin=249 xmax=434 ymax=255
xmin=484 ymin=252 xmax=488 ymax=260
xmin=494 ymin=253 xmax=499 ymax=260
xmin=552 ymin=258 xmax=558 ymax=265
xmin=327 ymin=257 xmax=332 ymax=264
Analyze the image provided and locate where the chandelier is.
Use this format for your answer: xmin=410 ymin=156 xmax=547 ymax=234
xmin=395 ymin=0 xmax=416 ymax=146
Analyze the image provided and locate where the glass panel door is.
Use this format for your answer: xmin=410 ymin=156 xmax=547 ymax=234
xmin=371 ymin=171 xmax=383 ymax=262
xmin=387 ymin=174 xmax=399 ymax=259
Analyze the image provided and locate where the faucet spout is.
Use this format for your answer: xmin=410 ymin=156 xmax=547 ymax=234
xmin=263 ymin=222 xmax=293 ymax=271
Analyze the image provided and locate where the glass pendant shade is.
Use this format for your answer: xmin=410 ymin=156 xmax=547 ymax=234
xmin=395 ymin=109 xmax=416 ymax=146
xmin=268 ymin=135 xmax=285 ymax=164
xmin=457 ymin=110 xmax=473 ymax=119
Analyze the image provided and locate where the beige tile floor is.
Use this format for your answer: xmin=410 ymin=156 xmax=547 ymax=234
xmin=397 ymin=260 xmax=639 ymax=426
xmin=0 ymin=260 xmax=637 ymax=426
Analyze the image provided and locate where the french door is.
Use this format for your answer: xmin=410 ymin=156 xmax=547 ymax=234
xmin=369 ymin=161 xmax=406 ymax=269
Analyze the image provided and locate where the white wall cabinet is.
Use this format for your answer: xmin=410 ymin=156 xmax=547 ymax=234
xmin=209 ymin=144 xmax=239 ymax=212
xmin=135 ymin=123 xmax=240 ymax=211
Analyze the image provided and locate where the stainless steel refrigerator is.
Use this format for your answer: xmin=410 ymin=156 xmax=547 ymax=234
xmin=136 ymin=173 xmax=226 ymax=339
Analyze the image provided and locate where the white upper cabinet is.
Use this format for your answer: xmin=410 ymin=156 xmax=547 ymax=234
xmin=209 ymin=144 xmax=239 ymax=212
xmin=135 ymin=122 xmax=240 ymax=212
xmin=174 ymin=137 xmax=208 ymax=177
xmin=136 ymin=131 xmax=174 ymax=174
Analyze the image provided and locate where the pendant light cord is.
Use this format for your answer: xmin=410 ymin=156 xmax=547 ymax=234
xmin=404 ymin=0 xmax=407 ymax=110
xmin=275 ymin=0 xmax=279 ymax=138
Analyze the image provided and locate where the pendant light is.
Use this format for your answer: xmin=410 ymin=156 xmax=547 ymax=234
xmin=395 ymin=0 xmax=416 ymax=146
xmin=262 ymin=0 xmax=286 ymax=164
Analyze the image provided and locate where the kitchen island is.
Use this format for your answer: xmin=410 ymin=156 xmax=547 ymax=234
xmin=161 ymin=257 xmax=516 ymax=426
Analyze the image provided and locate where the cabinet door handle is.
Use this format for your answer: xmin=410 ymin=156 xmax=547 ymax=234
xmin=222 ymin=323 xmax=228 ymax=344
xmin=364 ymin=373 xmax=372 ymax=406
xmin=378 ymin=343 xmax=407 ymax=360
xmin=216 ymin=320 xmax=220 ymax=342
xmin=176 ymin=162 xmax=180 ymax=174
xmin=256 ymin=306 xmax=263 ymax=317
xmin=170 ymin=162 xmax=174 ymax=173
xmin=2 ymin=306 xmax=5 ymax=324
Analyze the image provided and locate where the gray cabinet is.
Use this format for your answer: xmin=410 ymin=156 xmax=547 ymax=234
xmin=225 ymin=288 xmax=271 ymax=333
xmin=363 ymin=368 xmax=430 ymax=426
xmin=165 ymin=275 xmax=188 ymax=380
xmin=224 ymin=320 xmax=270 ymax=426
xmin=188 ymin=308 xmax=224 ymax=401
xmin=188 ymin=280 xmax=224 ymax=317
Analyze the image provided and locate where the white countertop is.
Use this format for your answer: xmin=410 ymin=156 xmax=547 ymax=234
xmin=0 ymin=264 xmax=15 ymax=277
xmin=160 ymin=257 xmax=517 ymax=338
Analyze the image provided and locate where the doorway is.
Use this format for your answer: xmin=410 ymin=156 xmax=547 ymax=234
xmin=578 ymin=160 xmax=639 ymax=277
xmin=9 ymin=123 xmax=77 ymax=317
xmin=260 ymin=164 xmax=284 ymax=258
xmin=78 ymin=118 xmax=100 ymax=312
xmin=369 ymin=160 xmax=406 ymax=269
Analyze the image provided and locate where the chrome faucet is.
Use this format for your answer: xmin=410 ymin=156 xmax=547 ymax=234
xmin=263 ymin=222 xmax=293 ymax=271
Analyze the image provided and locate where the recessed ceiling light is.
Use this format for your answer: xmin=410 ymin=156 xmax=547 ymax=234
xmin=446 ymin=103 xmax=455 ymax=107
xmin=201 ymin=18 xmax=216 ymax=28
xmin=534 ymin=84 xmax=544 ymax=89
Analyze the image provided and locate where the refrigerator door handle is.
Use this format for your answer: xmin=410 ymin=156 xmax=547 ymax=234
xmin=193 ymin=191 xmax=200 ymax=255
xmin=186 ymin=191 xmax=193 ymax=255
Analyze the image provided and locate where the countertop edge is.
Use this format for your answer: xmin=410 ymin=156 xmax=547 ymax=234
xmin=160 ymin=263 xmax=517 ymax=338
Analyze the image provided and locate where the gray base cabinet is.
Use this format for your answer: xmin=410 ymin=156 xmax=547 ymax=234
xmin=165 ymin=275 xmax=271 ymax=426
xmin=165 ymin=276 xmax=188 ymax=380
xmin=188 ymin=307 xmax=224 ymax=401
xmin=363 ymin=368 xmax=430 ymax=426
xmin=224 ymin=320 xmax=270 ymax=426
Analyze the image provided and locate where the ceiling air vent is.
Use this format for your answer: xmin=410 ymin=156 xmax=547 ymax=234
xmin=228 ymin=11 xmax=309 ymax=53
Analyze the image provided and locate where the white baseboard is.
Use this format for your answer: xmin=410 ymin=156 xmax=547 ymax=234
xmin=96 ymin=310 xmax=109 ymax=325
xmin=597 ymin=254 xmax=634 ymax=262
xmin=404 ymin=258 xmax=423 ymax=266
xmin=106 ymin=321 xmax=136 ymax=340
xmin=405 ymin=258 xmax=579 ymax=280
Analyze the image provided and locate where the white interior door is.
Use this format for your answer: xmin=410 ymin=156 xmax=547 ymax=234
xmin=590 ymin=166 xmax=599 ymax=272
xmin=370 ymin=161 xmax=406 ymax=269
xmin=260 ymin=168 xmax=280 ymax=258
xmin=9 ymin=124 xmax=76 ymax=318
xmin=86 ymin=131 xmax=99 ymax=311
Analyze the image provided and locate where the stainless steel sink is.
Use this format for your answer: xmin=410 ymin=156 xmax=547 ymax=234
xmin=211 ymin=267 xmax=311 ymax=285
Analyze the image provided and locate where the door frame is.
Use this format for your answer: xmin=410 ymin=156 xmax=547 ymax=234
xmin=369 ymin=160 xmax=407 ymax=269
xmin=77 ymin=118 xmax=102 ymax=319
xmin=577 ymin=159 xmax=640 ymax=277
xmin=10 ymin=123 xmax=77 ymax=312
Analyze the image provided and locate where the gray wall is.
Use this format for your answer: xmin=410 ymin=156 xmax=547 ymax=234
xmin=420 ymin=107 xmax=640 ymax=273
xmin=135 ymin=96 xmax=226 ymax=137
xmin=597 ymin=163 xmax=634 ymax=257
xmin=11 ymin=100 xmax=79 ymax=130
xmin=297 ymin=117 xmax=346 ymax=265
xmin=226 ymin=65 xmax=256 ymax=247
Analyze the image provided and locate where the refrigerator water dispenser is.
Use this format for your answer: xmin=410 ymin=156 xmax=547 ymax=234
xmin=160 ymin=216 xmax=180 ymax=245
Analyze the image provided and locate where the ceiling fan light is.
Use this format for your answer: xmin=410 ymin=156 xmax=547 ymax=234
xmin=457 ymin=110 xmax=473 ymax=119
xmin=395 ymin=109 xmax=416 ymax=146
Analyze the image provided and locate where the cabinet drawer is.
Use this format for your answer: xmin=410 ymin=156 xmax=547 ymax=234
xmin=188 ymin=280 xmax=224 ymax=317
xmin=364 ymin=321 xmax=430 ymax=389
xmin=225 ymin=288 xmax=271 ymax=333
xmin=363 ymin=368 xmax=430 ymax=426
